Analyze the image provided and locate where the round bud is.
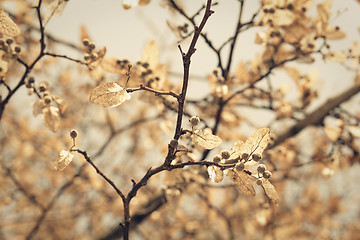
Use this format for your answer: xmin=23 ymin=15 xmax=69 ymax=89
xmin=252 ymin=153 xmax=262 ymax=162
xmin=6 ymin=38 xmax=13 ymax=45
xmin=263 ymin=170 xmax=272 ymax=179
xmin=44 ymin=96 xmax=52 ymax=104
xmin=89 ymin=42 xmax=96 ymax=50
xmin=12 ymin=53 xmax=18 ymax=58
xmin=82 ymin=39 xmax=90 ymax=46
xmin=39 ymin=83 xmax=47 ymax=92
xmin=189 ymin=116 xmax=200 ymax=126
xmin=25 ymin=80 xmax=32 ymax=88
xmin=169 ymin=139 xmax=178 ymax=148
xmin=257 ymin=164 xmax=266 ymax=173
xmin=84 ymin=54 xmax=90 ymax=60
xmin=241 ymin=152 xmax=249 ymax=161
xmin=90 ymin=52 xmax=98 ymax=60
xmin=28 ymin=77 xmax=35 ymax=84
xmin=220 ymin=150 xmax=231 ymax=160
xmin=213 ymin=155 xmax=221 ymax=163
xmin=14 ymin=46 xmax=21 ymax=53
xmin=256 ymin=179 xmax=263 ymax=186
xmin=70 ymin=129 xmax=78 ymax=139
xmin=235 ymin=162 xmax=245 ymax=171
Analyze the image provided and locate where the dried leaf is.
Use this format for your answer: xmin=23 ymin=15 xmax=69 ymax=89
xmin=192 ymin=129 xmax=222 ymax=149
xmin=348 ymin=126 xmax=360 ymax=137
xmin=32 ymin=99 xmax=46 ymax=117
xmin=55 ymin=150 xmax=74 ymax=170
xmin=0 ymin=8 xmax=20 ymax=37
xmin=139 ymin=0 xmax=151 ymax=6
xmin=272 ymin=9 xmax=295 ymax=26
xmin=53 ymin=95 xmax=67 ymax=114
xmin=43 ymin=105 xmax=61 ymax=132
xmin=225 ymin=169 xmax=255 ymax=197
xmin=241 ymin=128 xmax=271 ymax=157
xmin=207 ymin=166 xmax=223 ymax=183
xmin=89 ymin=82 xmax=131 ymax=107
xmin=43 ymin=0 xmax=69 ymax=25
xmin=261 ymin=179 xmax=279 ymax=206
xmin=142 ymin=40 xmax=158 ymax=70
xmin=122 ymin=0 xmax=137 ymax=9
xmin=324 ymin=126 xmax=342 ymax=142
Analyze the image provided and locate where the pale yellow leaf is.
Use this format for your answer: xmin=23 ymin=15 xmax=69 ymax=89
xmin=32 ymin=99 xmax=46 ymax=117
xmin=43 ymin=105 xmax=61 ymax=132
xmin=55 ymin=150 xmax=74 ymax=170
xmin=192 ymin=129 xmax=222 ymax=149
xmin=139 ymin=0 xmax=151 ymax=6
xmin=272 ymin=9 xmax=295 ymax=26
xmin=348 ymin=126 xmax=360 ymax=137
xmin=122 ymin=0 xmax=137 ymax=9
xmin=225 ymin=169 xmax=255 ymax=197
xmin=242 ymin=128 xmax=271 ymax=157
xmin=89 ymin=82 xmax=131 ymax=107
xmin=324 ymin=126 xmax=342 ymax=141
xmin=142 ymin=40 xmax=158 ymax=70
xmin=325 ymin=51 xmax=347 ymax=62
xmin=261 ymin=179 xmax=279 ymax=206
xmin=0 ymin=8 xmax=20 ymax=37
xmin=53 ymin=95 xmax=67 ymax=114
xmin=43 ymin=0 xmax=69 ymax=25
xmin=207 ymin=166 xmax=223 ymax=183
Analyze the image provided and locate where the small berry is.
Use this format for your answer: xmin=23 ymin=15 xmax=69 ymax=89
xmin=82 ymin=39 xmax=90 ymax=46
xmin=257 ymin=164 xmax=266 ymax=173
xmin=14 ymin=46 xmax=21 ymax=53
xmin=89 ymin=42 xmax=96 ymax=50
xmin=39 ymin=83 xmax=47 ymax=92
xmin=220 ymin=150 xmax=231 ymax=159
xmin=213 ymin=155 xmax=221 ymax=163
xmin=44 ymin=96 xmax=52 ymax=104
xmin=169 ymin=139 xmax=178 ymax=148
xmin=189 ymin=116 xmax=200 ymax=126
xmin=256 ymin=179 xmax=263 ymax=185
xmin=90 ymin=52 xmax=98 ymax=60
xmin=235 ymin=162 xmax=245 ymax=171
xmin=70 ymin=129 xmax=78 ymax=139
xmin=252 ymin=153 xmax=262 ymax=162
xmin=263 ymin=170 xmax=272 ymax=179
xmin=5 ymin=39 xmax=13 ymax=45
xmin=241 ymin=152 xmax=249 ymax=161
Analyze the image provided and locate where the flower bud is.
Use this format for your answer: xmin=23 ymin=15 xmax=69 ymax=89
xmin=44 ymin=96 xmax=52 ymax=104
xmin=169 ymin=139 xmax=178 ymax=148
xmin=5 ymin=38 xmax=13 ymax=45
xmin=220 ymin=150 xmax=231 ymax=159
xmin=82 ymin=39 xmax=90 ymax=46
xmin=263 ymin=170 xmax=272 ymax=179
xmin=252 ymin=153 xmax=262 ymax=162
xmin=241 ymin=153 xmax=249 ymax=161
xmin=256 ymin=179 xmax=263 ymax=185
xmin=70 ymin=129 xmax=78 ymax=139
xmin=189 ymin=116 xmax=200 ymax=126
xmin=235 ymin=162 xmax=245 ymax=171
xmin=257 ymin=164 xmax=266 ymax=173
xmin=14 ymin=46 xmax=21 ymax=53
xmin=213 ymin=155 xmax=221 ymax=163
